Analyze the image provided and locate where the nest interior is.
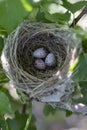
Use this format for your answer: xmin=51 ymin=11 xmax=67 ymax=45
xmin=17 ymin=31 xmax=67 ymax=80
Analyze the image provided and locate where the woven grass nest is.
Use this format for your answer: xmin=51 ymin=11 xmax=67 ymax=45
xmin=1 ymin=20 xmax=80 ymax=111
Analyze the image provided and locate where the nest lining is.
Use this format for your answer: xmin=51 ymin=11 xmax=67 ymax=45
xmin=17 ymin=31 xmax=67 ymax=80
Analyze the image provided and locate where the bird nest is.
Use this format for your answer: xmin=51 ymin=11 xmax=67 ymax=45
xmin=1 ymin=20 xmax=80 ymax=111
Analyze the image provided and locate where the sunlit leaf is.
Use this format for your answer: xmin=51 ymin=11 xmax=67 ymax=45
xmin=45 ymin=11 xmax=71 ymax=23
xmin=62 ymin=0 xmax=87 ymax=13
xmin=20 ymin=0 xmax=32 ymax=11
xmin=41 ymin=0 xmax=59 ymax=4
xmin=0 ymin=0 xmax=29 ymax=34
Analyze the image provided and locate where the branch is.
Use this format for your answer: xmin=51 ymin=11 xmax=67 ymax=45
xmin=70 ymin=6 xmax=87 ymax=28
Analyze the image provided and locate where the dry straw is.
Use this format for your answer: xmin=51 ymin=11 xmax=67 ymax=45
xmin=1 ymin=20 xmax=80 ymax=111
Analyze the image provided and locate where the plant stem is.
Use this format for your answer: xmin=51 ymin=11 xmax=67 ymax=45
xmin=22 ymin=104 xmax=27 ymax=114
xmin=24 ymin=103 xmax=32 ymax=130
xmin=4 ymin=118 xmax=9 ymax=130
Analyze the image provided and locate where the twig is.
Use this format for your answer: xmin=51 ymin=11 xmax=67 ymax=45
xmin=70 ymin=6 xmax=87 ymax=28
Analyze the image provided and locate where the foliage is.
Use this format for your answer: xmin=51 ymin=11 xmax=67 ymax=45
xmin=0 ymin=92 xmax=13 ymax=115
xmin=0 ymin=0 xmax=87 ymax=129
xmin=7 ymin=111 xmax=36 ymax=130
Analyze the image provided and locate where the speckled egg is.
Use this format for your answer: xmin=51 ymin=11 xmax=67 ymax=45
xmin=45 ymin=53 xmax=56 ymax=67
xmin=33 ymin=47 xmax=47 ymax=58
xmin=34 ymin=59 xmax=46 ymax=70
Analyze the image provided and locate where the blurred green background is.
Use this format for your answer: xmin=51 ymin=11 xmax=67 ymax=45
xmin=0 ymin=0 xmax=87 ymax=130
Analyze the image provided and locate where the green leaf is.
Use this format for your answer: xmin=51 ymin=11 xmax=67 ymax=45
xmin=7 ymin=112 xmax=28 ymax=130
xmin=73 ymin=81 xmax=87 ymax=105
xmin=7 ymin=112 xmax=36 ymax=130
xmin=7 ymin=94 xmax=23 ymax=114
xmin=73 ymin=54 xmax=87 ymax=82
xmin=40 ymin=0 xmax=59 ymax=5
xmin=82 ymin=39 xmax=87 ymax=53
xmin=0 ymin=27 xmax=7 ymax=36
xmin=80 ymin=81 xmax=87 ymax=97
xmin=36 ymin=8 xmax=46 ymax=22
xmin=20 ymin=0 xmax=32 ymax=12
xmin=0 ymin=43 xmax=9 ymax=86
xmin=45 ymin=11 xmax=71 ymax=24
xmin=0 ymin=37 xmax=4 ymax=55
xmin=0 ymin=115 xmax=7 ymax=130
xmin=0 ymin=71 xmax=9 ymax=86
xmin=84 ymin=53 xmax=87 ymax=63
xmin=0 ymin=92 xmax=13 ymax=115
xmin=36 ymin=7 xmax=50 ymax=22
xmin=28 ymin=7 xmax=39 ymax=22
xmin=62 ymin=1 xmax=87 ymax=13
xmin=0 ymin=0 xmax=30 ymax=34
xmin=43 ymin=105 xmax=57 ymax=116
xmin=66 ymin=110 xmax=72 ymax=117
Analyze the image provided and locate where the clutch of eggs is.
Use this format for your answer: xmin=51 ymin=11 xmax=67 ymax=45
xmin=45 ymin=53 xmax=56 ymax=67
xmin=33 ymin=47 xmax=47 ymax=58
xmin=33 ymin=47 xmax=56 ymax=70
xmin=34 ymin=59 xmax=46 ymax=70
